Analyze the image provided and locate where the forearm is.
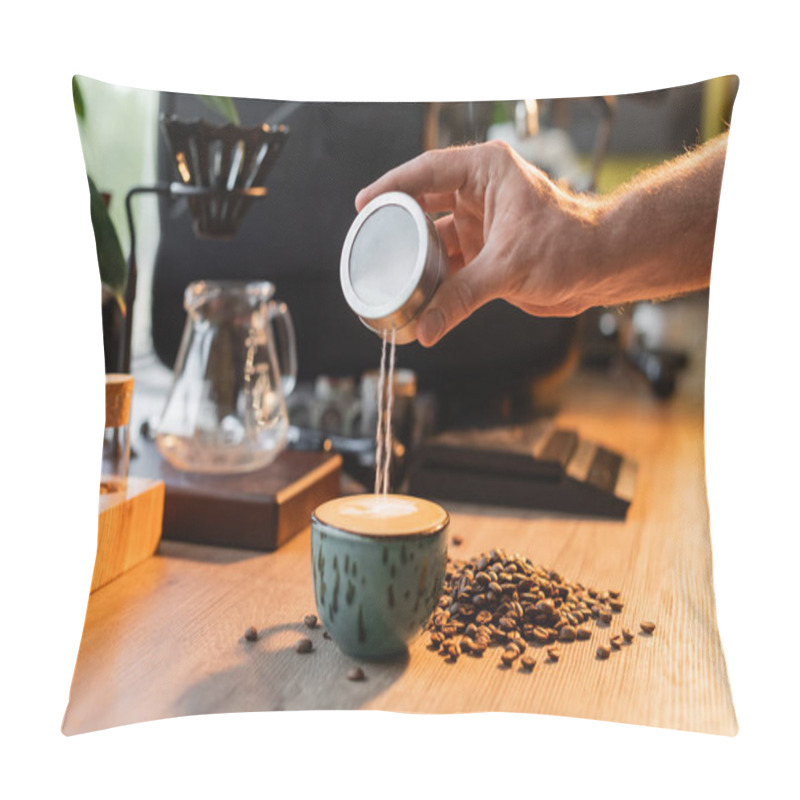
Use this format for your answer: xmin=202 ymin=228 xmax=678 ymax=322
xmin=577 ymin=132 xmax=729 ymax=307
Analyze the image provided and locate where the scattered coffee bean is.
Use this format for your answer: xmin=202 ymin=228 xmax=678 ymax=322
xmin=303 ymin=614 xmax=318 ymax=629
xmin=640 ymin=621 xmax=656 ymax=635
xmin=546 ymin=647 xmax=562 ymax=662
xmin=576 ymin=626 xmax=592 ymax=640
xmin=501 ymin=648 xmax=520 ymax=666
xmin=295 ymin=637 xmax=313 ymax=653
xmin=347 ymin=667 xmax=366 ymax=681
xmin=609 ymin=599 xmax=624 ymax=612
xmin=520 ymin=655 xmax=537 ymax=671
xmin=596 ymin=645 xmax=611 ymax=660
xmin=323 ymin=631 xmax=332 ymax=640
xmin=452 ymin=535 xmax=464 ymax=546
xmin=622 ymin=628 xmax=634 ymax=643
xmin=610 ymin=636 xmax=623 ymax=650
xmin=609 ymin=589 xmax=621 ymax=599
xmin=245 ymin=626 xmax=258 ymax=642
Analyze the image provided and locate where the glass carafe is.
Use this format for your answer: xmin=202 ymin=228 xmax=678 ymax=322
xmin=156 ymin=280 xmax=297 ymax=473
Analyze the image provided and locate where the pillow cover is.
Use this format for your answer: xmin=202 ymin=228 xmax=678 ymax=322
xmin=63 ymin=74 xmax=738 ymax=736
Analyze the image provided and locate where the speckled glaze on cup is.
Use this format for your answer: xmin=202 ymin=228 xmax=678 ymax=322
xmin=311 ymin=495 xmax=449 ymax=660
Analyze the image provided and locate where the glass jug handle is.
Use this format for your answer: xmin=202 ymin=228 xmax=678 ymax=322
xmin=269 ymin=300 xmax=298 ymax=397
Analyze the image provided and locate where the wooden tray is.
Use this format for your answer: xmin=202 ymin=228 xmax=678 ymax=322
xmin=129 ymin=438 xmax=342 ymax=550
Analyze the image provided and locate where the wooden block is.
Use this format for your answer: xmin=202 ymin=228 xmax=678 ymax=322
xmin=92 ymin=477 xmax=165 ymax=593
xmin=129 ymin=440 xmax=342 ymax=551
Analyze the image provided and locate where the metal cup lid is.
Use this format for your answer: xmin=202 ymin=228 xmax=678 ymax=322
xmin=340 ymin=192 xmax=432 ymax=325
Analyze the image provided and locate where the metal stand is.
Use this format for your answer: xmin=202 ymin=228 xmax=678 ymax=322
xmin=119 ymin=183 xmax=267 ymax=374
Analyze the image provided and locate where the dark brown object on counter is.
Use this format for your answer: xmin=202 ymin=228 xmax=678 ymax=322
xmin=295 ymin=637 xmax=313 ymax=653
xmin=640 ymin=621 xmax=656 ymax=634
xmin=304 ymin=614 xmax=318 ymax=629
xmin=129 ymin=438 xmax=341 ymax=551
xmin=347 ymin=667 xmax=366 ymax=681
xmin=596 ymin=645 xmax=611 ymax=660
xmin=245 ymin=626 xmax=258 ymax=642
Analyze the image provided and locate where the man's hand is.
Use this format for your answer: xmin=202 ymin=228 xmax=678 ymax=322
xmin=355 ymin=134 xmax=728 ymax=347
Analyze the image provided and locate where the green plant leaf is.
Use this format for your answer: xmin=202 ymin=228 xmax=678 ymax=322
xmin=73 ymin=75 xmax=85 ymax=120
xmin=88 ymin=175 xmax=127 ymax=312
xmin=196 ymin=94 xmax=240 ymax=125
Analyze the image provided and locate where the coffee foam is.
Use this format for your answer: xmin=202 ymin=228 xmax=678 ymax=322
xmin=314 ymin=494 xmax=448 ymax=536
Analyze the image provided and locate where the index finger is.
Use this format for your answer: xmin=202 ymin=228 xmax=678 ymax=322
xmin=355 ymin=146 xmax=475 ymax=211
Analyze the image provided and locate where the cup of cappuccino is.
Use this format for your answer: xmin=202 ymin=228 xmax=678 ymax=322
xmin=311 ymin=494 xmax=449 ymax=660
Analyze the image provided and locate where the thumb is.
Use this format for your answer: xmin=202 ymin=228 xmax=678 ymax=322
xmin=416 ymin=252 xmax=499 ymax=347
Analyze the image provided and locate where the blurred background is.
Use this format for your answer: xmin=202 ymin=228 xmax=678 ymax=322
xmin=75 ymin=75 xmax=737 ymax=490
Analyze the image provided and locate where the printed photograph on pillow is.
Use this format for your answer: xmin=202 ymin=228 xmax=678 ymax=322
xmin=63 ymin=74 xmax=738 ymax=735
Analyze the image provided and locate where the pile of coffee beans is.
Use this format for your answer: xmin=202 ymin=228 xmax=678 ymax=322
xmin=427 ymin=549 xmax=654 ymax=668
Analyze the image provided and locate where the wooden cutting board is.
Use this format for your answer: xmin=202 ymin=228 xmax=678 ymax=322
xmin=129 ymin=438 xmax=342 ymax=551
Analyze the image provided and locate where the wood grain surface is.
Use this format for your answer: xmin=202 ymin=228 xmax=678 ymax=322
xmin=92 ymin=477 xmax=164 ymax=593
xmin=63 ymin=370 xmax=737 ymax=736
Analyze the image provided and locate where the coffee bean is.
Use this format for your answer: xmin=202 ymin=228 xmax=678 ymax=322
xmin=245 ymin=626 xmax=258 ymax=642
xmin=610 ymin=636 xmax=622 ymax=650
xmin=295 ymin=637 xmax=313 ymax=653
xmin=452 ymin=535 xmax=464 ymax=546
xmin=640 ymin=621 xmax=656 ymax=634
xmin=546 ymin=647 xmax=561 ymax=662
xmin=501 ymin=648 xmax=520 ymax=665
xmin=323 ymin=631 xmax=332 ymax=640
xmin=596 ymin=645 xmax=611 ymax=660
xmin=536 ymin=599 xmax=556 ymax=616
xmin=304 ymin=614 xmax=318 ymax=629
xmin=532 ymin=628 xmax=549 ymax=644
xmin=609 ymin=589 xmax=621 ymax=599
xmin=609 ymin=599 xmax=624 ymax=612
xmin=520 ymin=655 xmax=537 ymax=671
xmin=347 ymin=667 xmax=366 ymax=681
xmin=576 ymin=626 xmax=592 ymax=640
xmin=622 ymin=628 xmax=634 ymax=643
xmin=559 ymin=626 xmax=577 ymax=642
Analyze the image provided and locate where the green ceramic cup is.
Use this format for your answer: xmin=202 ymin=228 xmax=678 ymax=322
xmin=311 ymin=494 xmax=449 ymax=660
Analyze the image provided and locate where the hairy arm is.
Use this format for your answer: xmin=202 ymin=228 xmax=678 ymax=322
xmin=584 ymin=131 xmax=729 ymax=307
xmin=356 ymin=132 xmax=730 ymax=346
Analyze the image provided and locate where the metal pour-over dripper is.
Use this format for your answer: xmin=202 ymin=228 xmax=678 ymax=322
xmin=160 ymin=116 xmax=289 ymax=238
xmin=119 ymin=116 xmax=290 ymax=373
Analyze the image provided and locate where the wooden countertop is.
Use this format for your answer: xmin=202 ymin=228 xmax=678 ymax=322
xmin=63 ymin=368 xmax=737 ymax=736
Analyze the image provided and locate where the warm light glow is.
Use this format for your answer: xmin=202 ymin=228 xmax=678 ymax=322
xmin=175 ymin=151 xmax=191 ymax=183
xmin=524 ymin=99 xmax=539 ymax=137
